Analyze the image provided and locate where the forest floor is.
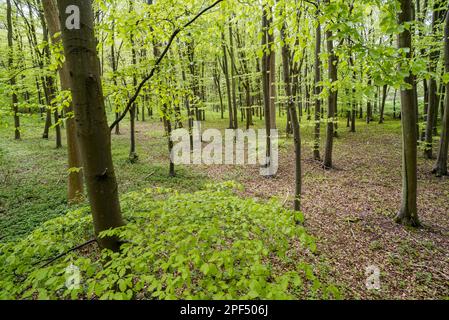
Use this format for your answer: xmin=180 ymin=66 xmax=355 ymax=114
xmin=198 ymin=119 xmax=449 ymax=299
xmin=0 ymin=112 xmax=448 ymax=299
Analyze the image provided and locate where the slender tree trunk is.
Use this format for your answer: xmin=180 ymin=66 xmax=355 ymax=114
xmin=393 ymin=89 xmax=398 ymax=119
xmin=424 ymin=1 xmax=443 ymax=159
xmin=324 ymin=29 xmax=337 ymax=169
xmin=58 ymin=0 xmax=125 ymax=250
xmin=228 ymin=21 xmax=239 ymax=129
xmin=367 ymin=89 xmax=373 ymax=124
xmin=268 ymin=13 xmax=277 ymax=130
xmin=349 ymin=57 xmax=357 ymax=133
xmin=313 ymin=18 xmax=322 ymax=160
xmin=178 ymin=44 xmax=194 ymax=151
xmin=379 ymin=84 xmax=388 ymax=124
xmin=280 ymin=10 xmax=301 ymax=212
xmin=374 ymin=87 xmax=379 ymax=115
xmin=128 ymin=1 xmax=138 ymax=162
xmin=213 ymin=63 xmax=224 ymax=119
xmin=7 ymin=0 xmax=20 ymax=140
xmin=40 ymin=9 xmax=62 ymax=147
xmin=396 ymin=0 xmax=420 ymax=227
xmin=262 ymin=5 xmax=272 ymax=170
xmin=110 ymin=19 xmax=121 ymax=135
xmin=433 ymin=9 xmax=449 ymax=176
xmin=221 ymin=32 xmax=234 ymax=129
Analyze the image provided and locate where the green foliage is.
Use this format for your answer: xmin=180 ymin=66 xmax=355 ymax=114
xmin=0 ymin=182 xmax=339 ymax=300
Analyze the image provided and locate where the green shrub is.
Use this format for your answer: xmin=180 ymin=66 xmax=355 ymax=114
xmin=0 ymin=181 xmax=339 ymax=300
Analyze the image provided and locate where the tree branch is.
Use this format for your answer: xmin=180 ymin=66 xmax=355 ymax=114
xmin=37 ymin=238 xmax=97 ymax=268
xmin=109 ymin=0 xmax=223 ymax=132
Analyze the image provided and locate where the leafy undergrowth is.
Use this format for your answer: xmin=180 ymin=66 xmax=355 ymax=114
xmin=0 ymin=117 xmax=209 ymax=242
xmin=0 ymin=182 xmax=340 ymax=300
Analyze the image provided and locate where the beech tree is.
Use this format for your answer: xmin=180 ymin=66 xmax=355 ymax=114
xmin=7 ymin=0 xmax=20 ymax=140
xmin=280 ymin=1 xmax=301 ymax=212
xmin=57 ymin=0 xmax=125 ymax=250
xmin=433 ymin=8 xmax=449 ymax=177
xmin=395 ymin=0 xmax=419 ymax=227
xmin=324 ymin=27 xmax=337 ymax=169
xmin=41 ymin=0 xmax=84 ymax=203
xmin=424 ymin=0 xmax=444 ymax=159
xmin=313 ymin=3 xmax=322 ymax=161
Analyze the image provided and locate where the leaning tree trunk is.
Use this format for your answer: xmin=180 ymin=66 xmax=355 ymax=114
xmin=7 ymin=0 xmax=20 ymax=140
xmin=433 ymin=9 xmax=449 ymax=177
xmin=42 ymin=0 xmax=84 ymax=202
xmin=58 ymin=0 xmax=125 ymax=250
xmin=396 ymin=0 xmax=420 ymax=227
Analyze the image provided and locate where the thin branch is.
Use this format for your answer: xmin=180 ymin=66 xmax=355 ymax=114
xmin=109 ymin=0 xmax=223 ymax=132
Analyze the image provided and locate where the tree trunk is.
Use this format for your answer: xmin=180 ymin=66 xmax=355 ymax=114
xmin=349 ymin=57 xmax=356 ymax=133
xmin=268 ymin=16 xmax=277 ymax=131
xmin=433 ymin=9 xmax=449 ymax=177
xmin=396 ymin=0 xmax=420 ymax=227
xmin=262 ymin=5 xmax=272 ymax=171
xmin=324 ymin=29 xmax=337 ymax=169
xmin=129 ymin=1 xmax=138 ymax=162
xmin=280 ymin=10 xmax=301 ymax=212
xmin=110 ymin=19 xmax=121 ymax=135
xmin=228 ymin=21 xmax=239 ymax=129
xmin=424 ymin=1 xmax=443 ymax=159
xmin=313 ymin=19 xmax=322 ymax=160
xmin=379 ymin=84 xmax=388 ymax=124
xmin=221 ymin=32 xmax=234 ymax=129
xmin=7 ymin=0 xmax=20 ymax=140
xmin=39 ymin=8 xmax=62 ymax=147
xmin=58 ymin=0 xmax=125 ymax=250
